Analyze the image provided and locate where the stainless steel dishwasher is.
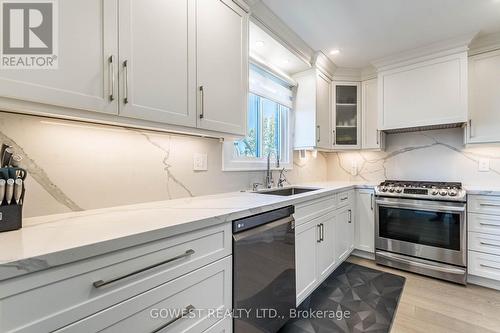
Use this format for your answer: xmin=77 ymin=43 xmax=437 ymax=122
xmin=233 ymin=205 xmax=296 ymax=333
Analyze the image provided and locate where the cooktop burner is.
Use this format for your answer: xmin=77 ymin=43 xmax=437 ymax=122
xmin=375 ymin=180 xmax=466 ymax=201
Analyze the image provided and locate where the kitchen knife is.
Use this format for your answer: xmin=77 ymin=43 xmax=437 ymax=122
xmin=0 ymin=179 xmax=5 ymax=205
xmin=2 ymin=147 xmax=13 ymax=168
xmin=14 ymin=178 xmax=23 ymax=204
xmin=5 ymin=178 xmax=14 ymax=205
xmin=11 ymin=154 xmax=22 ymax=167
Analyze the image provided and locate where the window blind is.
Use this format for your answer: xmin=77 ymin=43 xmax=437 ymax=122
xmin=249 ymin=63 xmax=294 ymax=108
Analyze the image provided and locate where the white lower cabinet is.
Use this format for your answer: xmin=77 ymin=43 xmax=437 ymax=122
xmin=0 ymin=223 xmax=231 ymax=333
xmin=467 ymin=194 xmax=500 ymax=289
xmin=55 ymin=257 xmax=232 ymax=333
xmin=295 ymin=191 xmax=355 ymax=305
xmin=335 ymin=204 xmax=354 ymax=262
xmin=295 ymin=217 xmax=320 ymax=304
xmin=355 ymin=189 xmax=375 ymax=253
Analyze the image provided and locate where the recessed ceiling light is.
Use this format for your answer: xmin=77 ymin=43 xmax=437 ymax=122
xmin=255 ymin=41 xmax=265 ymax=48
xmin=329 ymin=49 xmax=340 ymax=55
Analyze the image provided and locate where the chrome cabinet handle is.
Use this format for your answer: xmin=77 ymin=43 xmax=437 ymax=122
xmin=371 ymin=193 xmax=374 ymax=210
xmin=348 ymin=209 xmax=352 ymax=223
xmin=123 ymin=60 xmax=129 ymax=104
xmin=320 ymin=223 xmax=324 ymax=241
xmin=316 ymin=125 xmax=320 ymax=143
xmin=199 ymin=86 xmax=204 ymax=119
xmin=93 ymin=249 xmax=195 ymax=288
xmin=469 ymin=119 xmax=473 ymax=138
xmin=479 ymin=222 xmax=500 ymax=228
xmin=340 ymin=196 xmax=348 ymax=202
xmin=332 ymin=129 xmax=336 ymax=146
xmin=376 ymin=130 xmax=379 ymax=145
xmin=317 ymin=224 xmax=321 ymax=243
xmin=480 ymin=264 xmax=500 ymax=271
xmin=480 ymin=203 xmax=500 ymax=208
xmin=480 ymin=241 xmax=500 ymax=248
xmin=151 ymin=304 xmax=195 ymax=333
xmin=108 ymin=55 xmax=115 ymax=101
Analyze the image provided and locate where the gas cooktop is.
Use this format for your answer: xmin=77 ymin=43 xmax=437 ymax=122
xmin=375 ymin=180 xmax=466 ymax=201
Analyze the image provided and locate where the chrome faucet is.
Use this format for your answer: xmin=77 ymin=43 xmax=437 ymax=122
xmin=277 ymin=168 xmax=288 ymax=188
xmin=265 ymin=153 xmax=274 ymax=188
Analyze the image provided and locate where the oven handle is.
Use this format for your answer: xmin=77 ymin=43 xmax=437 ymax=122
xmin=376 ymin=251 xmax=466 ymax=275
xmin=375 ymin=199 xmax=466 ymax=213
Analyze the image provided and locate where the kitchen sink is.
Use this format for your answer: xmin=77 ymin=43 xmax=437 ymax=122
xmin=255 ymin=187 xmax=321 ymax=196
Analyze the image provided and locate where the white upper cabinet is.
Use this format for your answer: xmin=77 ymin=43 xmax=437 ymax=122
xmin=196 ymin=0 xmax=248 ymax=136
xmin=332 ymin=81 xmax=361 ymax=149
xmin=293 ymin=69 xmax=332 ymax=150
xmin=118 ymin=0 xmax=196 ymax=127
xmin=467 ymin=49 xmax=500 ymax=144
xmin=0 ymin=0 xmax=118 ymax=114
xmin=361 ymin=78 xmax=384 ymax=150
xmin=377 ymin=52 xmax=468 ymax=130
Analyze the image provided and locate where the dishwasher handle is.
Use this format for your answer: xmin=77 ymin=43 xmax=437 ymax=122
xmin=233 ymin=215 xmax=294 ymax=242
xmin=233 ymin=205 xmax=294 ymax=233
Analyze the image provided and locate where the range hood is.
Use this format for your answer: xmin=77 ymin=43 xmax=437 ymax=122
xmin=383 ymin=122 xmax=466 ymax=134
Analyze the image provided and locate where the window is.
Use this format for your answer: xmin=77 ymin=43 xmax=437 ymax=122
xmin=223 ymin=64 xmax=294 ymax=171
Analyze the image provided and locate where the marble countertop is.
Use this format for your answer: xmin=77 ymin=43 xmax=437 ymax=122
xmin=465 ymin=185 xmax=500 ymax=196
xmin=0 ymin=182 xmax=375 ymax=281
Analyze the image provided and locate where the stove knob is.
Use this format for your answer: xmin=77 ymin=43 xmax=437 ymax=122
xmin=395 ymin=187 xmax=403 ymax=193
xmin=439 ymin=189 xmax=448 ymax=196
xmin=388 ymin=187 xmax=395 ymax=193
xmin=431 ymin=189 xmax=439 ymax=195
xmin=448 ymin=189 xmax=458 ymax=197
xmin=380 ymin=186 xmax=388 ymax=192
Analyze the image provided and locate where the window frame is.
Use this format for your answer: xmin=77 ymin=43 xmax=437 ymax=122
xmin=222 ymin=93 xmax=293 ymax=171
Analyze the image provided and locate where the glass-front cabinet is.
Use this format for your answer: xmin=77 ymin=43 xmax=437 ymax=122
xmin=332 ymin=82 xmax=361 ymax=149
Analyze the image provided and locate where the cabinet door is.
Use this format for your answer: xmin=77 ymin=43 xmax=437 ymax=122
xmin=118 ymin=0 xmax=196 ymax=127
xmin=196 ymin=0 xmax=248 ymax=135
xmin=317 ymin=211 xmax=337 ymax=280
xmin=316 ymin=72 xmax=331 ymax=149
xmin=335 ymin=205 xmax=353 ymax=262
xmin=333 ymin=82 xmax=361 ymax=149
xmin=0 ymin=0 xmax=118 ymax=114
xmin=468 ymin=49 xmax=500 ymax=144
xmin=362 ymin=79 xmax=383 ymax=149
xmin=295 ymin=219 xmax=318 ymax=305
xmin=355 ymin=190 xmax=375 ymax=253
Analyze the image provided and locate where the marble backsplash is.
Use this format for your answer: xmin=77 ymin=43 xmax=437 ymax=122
xmin=0 ymin=112 xmax=327 ymax=218
xmin=327 ymin=128 xmax=500 ymax=185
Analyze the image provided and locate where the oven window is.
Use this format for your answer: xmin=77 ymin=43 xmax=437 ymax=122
xmin=379 ymin=207 xmax=461 ymax=250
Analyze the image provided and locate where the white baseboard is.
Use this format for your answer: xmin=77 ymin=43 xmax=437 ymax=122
xmin=467 ymin=275 xmax=500 ymax=291
xmin=351 ymin=249 xmax=375 ymax=260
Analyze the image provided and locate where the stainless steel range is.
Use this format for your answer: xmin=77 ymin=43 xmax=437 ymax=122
xmin=375 ymin=180 xmax=467 ymax=284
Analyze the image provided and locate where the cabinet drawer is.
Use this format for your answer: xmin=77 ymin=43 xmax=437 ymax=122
xmin=55 ymin=257 xmax=232 ymax=333
xmin=0 ymin=223 xmax=231 ymax=333
xmin=336 ymin=190 xmax=353 ymax=208
xmin=468 ymin=213 xmax=500 ymax=235
xmin=469 ymin=232 xmax=500 ymax=256
xmin=204 ymin=318 xmax=232 ymax=333
xmin=294 ymin=196 xmax=335 ymax=226
xmin=468 ymin=195 xmax=500 ymax=215
xmin=469 ymin=251 xmax=500 ymax=281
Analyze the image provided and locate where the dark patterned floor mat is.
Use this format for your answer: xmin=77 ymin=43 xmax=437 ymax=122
xmin=279 ymin=262 xmax=405 ymax=333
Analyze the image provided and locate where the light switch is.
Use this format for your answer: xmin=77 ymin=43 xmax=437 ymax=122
xmin=193 ymin=153 xmax=208 ymax=171
xmin=478 ymin=158 xmax=490 ymax=172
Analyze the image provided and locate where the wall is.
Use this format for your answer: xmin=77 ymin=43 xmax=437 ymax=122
xmin=327 ymin=128 xmax=500 ymax=185
xmin=0 ymin=112 xmax=327 ymax=218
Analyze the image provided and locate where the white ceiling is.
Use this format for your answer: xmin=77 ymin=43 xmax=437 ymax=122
xmin=262 ymin=0 xmax=500 ymax=68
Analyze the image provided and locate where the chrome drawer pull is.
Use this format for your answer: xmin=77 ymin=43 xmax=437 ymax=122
xmin=108 ymin=55 xmax=115 ymax=101
xmin=480 ymin=264 xmax=500 ymax=271
xmin=317 ymin=224 xmax=322 ymax=243
xmin=340 ymin=196 xmax=348 ymax=201
xmin=479 ymin=222 xmax=500 ymax=228
xmin=152 ymin=304 xmax=195 ymax=333
xmin=480 ymin=241 xmax=500 ymax=248
xmin=480 ymin=203 xmax=500 ymax=208
xmin=93 ymin=249 xmax=195 ymax=288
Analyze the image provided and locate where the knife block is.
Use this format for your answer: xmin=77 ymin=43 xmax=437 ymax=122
xmin=0 ymin=204 xmax=22 ymax=232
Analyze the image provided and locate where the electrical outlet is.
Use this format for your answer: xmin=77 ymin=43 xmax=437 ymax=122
xmin=193 ymin=153 xmax=208 ymax=171
xmin=350 ymin=160 xmax=358 ymax=176
xmin=478 ymin=158 xmax=490 ymax=172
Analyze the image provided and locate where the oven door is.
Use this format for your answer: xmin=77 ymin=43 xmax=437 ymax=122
xmin=375 ymin=197 xmax=466 ymax=267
